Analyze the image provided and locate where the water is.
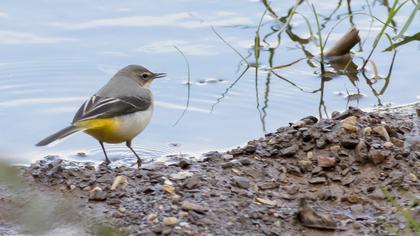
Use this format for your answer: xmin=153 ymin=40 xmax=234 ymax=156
xmin=0 ymin=0 xmax=419 ymax=165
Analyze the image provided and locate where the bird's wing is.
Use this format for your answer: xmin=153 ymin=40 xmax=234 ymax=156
xmin=72 ymin=94 xmax=152 ymax=122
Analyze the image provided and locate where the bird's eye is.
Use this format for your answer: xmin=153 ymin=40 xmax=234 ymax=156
xmin=141 ymin=73 xmax=149 ymax=79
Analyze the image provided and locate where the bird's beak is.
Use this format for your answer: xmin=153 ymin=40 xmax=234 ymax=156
xmin=153 ymin=73 xmax=166 ymax=79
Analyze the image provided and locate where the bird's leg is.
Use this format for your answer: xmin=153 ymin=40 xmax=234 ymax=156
xmin=126 ymin=140 xmax=142 ymax=168
xmin=99 ymin=141 xmax=111 ymax=165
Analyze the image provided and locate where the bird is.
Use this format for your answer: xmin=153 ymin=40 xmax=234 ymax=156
xmin=36 ymin=65 xmax=165 ymax=167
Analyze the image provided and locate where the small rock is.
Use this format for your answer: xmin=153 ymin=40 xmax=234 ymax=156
xmin=256 ymin=197 xmax=276 ymax=206
xmin=391 ymin=137 xmax=404 ymax=148
xmin=118 ymin=207 xmax=126 ymax=213
xmin=342 ymin=194 xmax=368 ymax=204
xmin=169 ymin=171 xmax=193 ymax=180
xmin=232 ymin=176 xmax=250 ymax=189
xmin=162 ymin=184 xmax=176 ymax=194
xmin=363 ymin=127 xmax=372 ymax=136
xmin=178 ymin=159 xmax=192 ymax=169
xmin=355 ymin=141 xmax=369 ymax=163
xmin=258 ymin=181 xmax=279 ymax=190
xmin=309 ymin=177 xmax=327 ymax=184
xmin=111 ymin=211 xmax=123 ymax=218
xmin=369 ymin=150 xmax=389 ymax=164
xmin=181 ymin=201 xmax=207 ymax=213
xmin=341 ymin=116 xmax=358 ymax=132
xmin=316 ymin=138 xmax=328 ymax=149
xmin=341 ymin=123 xmax=358 ymax=132
xmin=171 ymin=194 xmax=182 ymax=204
xmin=111 ymin=175 xmax=128 ymax=191
xmin=317 ymin=155 xmax=336 ymax=168
xmin=96 ymin=174 xmax=113 ymax=184
xmin=301 ymin=115 xmax=318 ymax=125
xmin=107 ymin=199 xmax=121 ymax=206
xmin=221 ymin=154 xmax=234 ymax=160
xmin=341 ymin=175 xmax=356 ymax=186
xmin=329 ymin=145 xmax=341 ymax=153
xmin=292 ymin=121 xmax=306 ymax=129
xmin=298 ymin=160 xmax=312 ymax=172
xmin=384 ymin=142 xmax=393 ymax=148
xmin=368 ymin=189 xmax=385 ymax=200
xmin=183 ymin=176 xmax=200 ymax=189
xmin=239 ymin=158 xmax=252 ymax=165
xmin=279 ymin=145 xmax=298 ymax=157
xmin=179 ymin=211 xmax=189 ymax=218
xmin=89 ymin=187 xmax=107 ymax=201
xmin=307 ymin=151 xmax=314 ymax=160
xmin=340 ymin=116 xmax=357 ymax=126
xmin=163 ymin=217 xmax=178 ymax=226
xmin=147 ymin=213 xmax=158 ymax=222
xmin=373 ymin=126 xmax=390 ymax=141
xmin=340 ymin=135 xmax=360 ymax=149
xmin=284 ymin=185 xmax=300 ymax=195
xmin=409 ymin=173 xmax=418 ymax=182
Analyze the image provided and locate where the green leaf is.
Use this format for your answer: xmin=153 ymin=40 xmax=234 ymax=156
xmin=396 ymin=0 xmax=420 ymax=39
xmin=383 ymin=32 xmax=420 ymax=51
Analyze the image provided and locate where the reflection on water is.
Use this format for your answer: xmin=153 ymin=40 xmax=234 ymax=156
xmin=0 ymin=0 xmax=418 ymax=164
xmin=212 ymin=0 xmax=418 ymax=129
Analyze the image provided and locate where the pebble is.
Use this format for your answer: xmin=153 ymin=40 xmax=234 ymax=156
xmin=384 ymin=142 xmax=394 ymax=148
xmin=341 ymin=175 xmax=356 ymax=186
xmin=183 ymin=176 xmax=200 ymax=189
xmin=363 ymin=127 xmax=372 ymax=136
xmin=232 ymin=176 xmax=250 ymax=189
xmin=221 ymin=154 xmax=234 ymax=160
xmin=284 ymin=185 xmax=300 ymax=195
xmin=256 ymin=197 xmax=276 ymax=206
xmin=391 ymin=137 xmax=404 ymax=147
xmin=169 ymin=171 xmax=194 ymax=180
xmin=369 ymin=150 xmax=389 ymax=164
xmin=341 ymin=116 xmax=358 ymax=132
xmin=179 ymin=211 xmax=189 ymax=218
xmin=111 ymin=211 xmax=123 ymax=218
xmin=408 ymin=173 xmax=418 ymax=182
xmin=279 ymin=145 xmax=298 ymax=157
xmin=171 ymin=194 xmax=182 ymax=204
xmin=373 ymin=126 xmax=391 ymax=141
xmin=355 ymin=141 xmax=369 ymax=163
xmin=178 ymin=159 xmax=192 ymax=169
xmin=111 ymin=175 xmax=128 ymax=191
xmin=89 ymin=186 xmax=107 ymax=201
xmin=341 ymin=116 xmax=358 ymax=126
xmin=307 ymin=151 xmax=314 ymax=160
xmin=181 ymin=201 xmax=207 ymax=213
xmin=147 ymin=213 xmax=157 ymax=222
xmin=340 ymin=135 xmax=360 ymax=149
xmin=162 ymin=184 xmax=176 ymax=194
xmin=309 ymin=177 xmax=327 ymax=184
xmin=329 ymin=145 xmax=341 ymax=153
xmin=317 ymin=155 xmax=336 ymax=168
xmin=341 ymin=123 xmax=358 ymax=132
xmin=118 ymin=207 xmax=126 ymax=213
xmin=163 ymin=217 xmax=178 ymax=226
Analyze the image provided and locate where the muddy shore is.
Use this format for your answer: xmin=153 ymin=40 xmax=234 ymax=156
xmin=1 ymin=105 xmax=420 ymax=235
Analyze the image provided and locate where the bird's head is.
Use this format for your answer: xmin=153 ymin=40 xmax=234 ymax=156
xmin=117 ymin=64 xmax=165 ymax=88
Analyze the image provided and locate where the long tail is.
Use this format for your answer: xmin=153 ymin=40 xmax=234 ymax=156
xmin=36 ymin=126 xmax=83 ymax=146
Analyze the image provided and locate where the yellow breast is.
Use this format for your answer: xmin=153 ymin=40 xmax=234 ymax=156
xmin=73 ymin=118 xmax=127 ymax=143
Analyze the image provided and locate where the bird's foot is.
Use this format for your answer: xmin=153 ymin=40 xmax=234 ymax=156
xmin=136 ymin=158 xmax=142 ymax=169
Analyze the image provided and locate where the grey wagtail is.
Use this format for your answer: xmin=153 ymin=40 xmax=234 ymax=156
xmin=36 ymin=65 xmax=165 ymax=167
